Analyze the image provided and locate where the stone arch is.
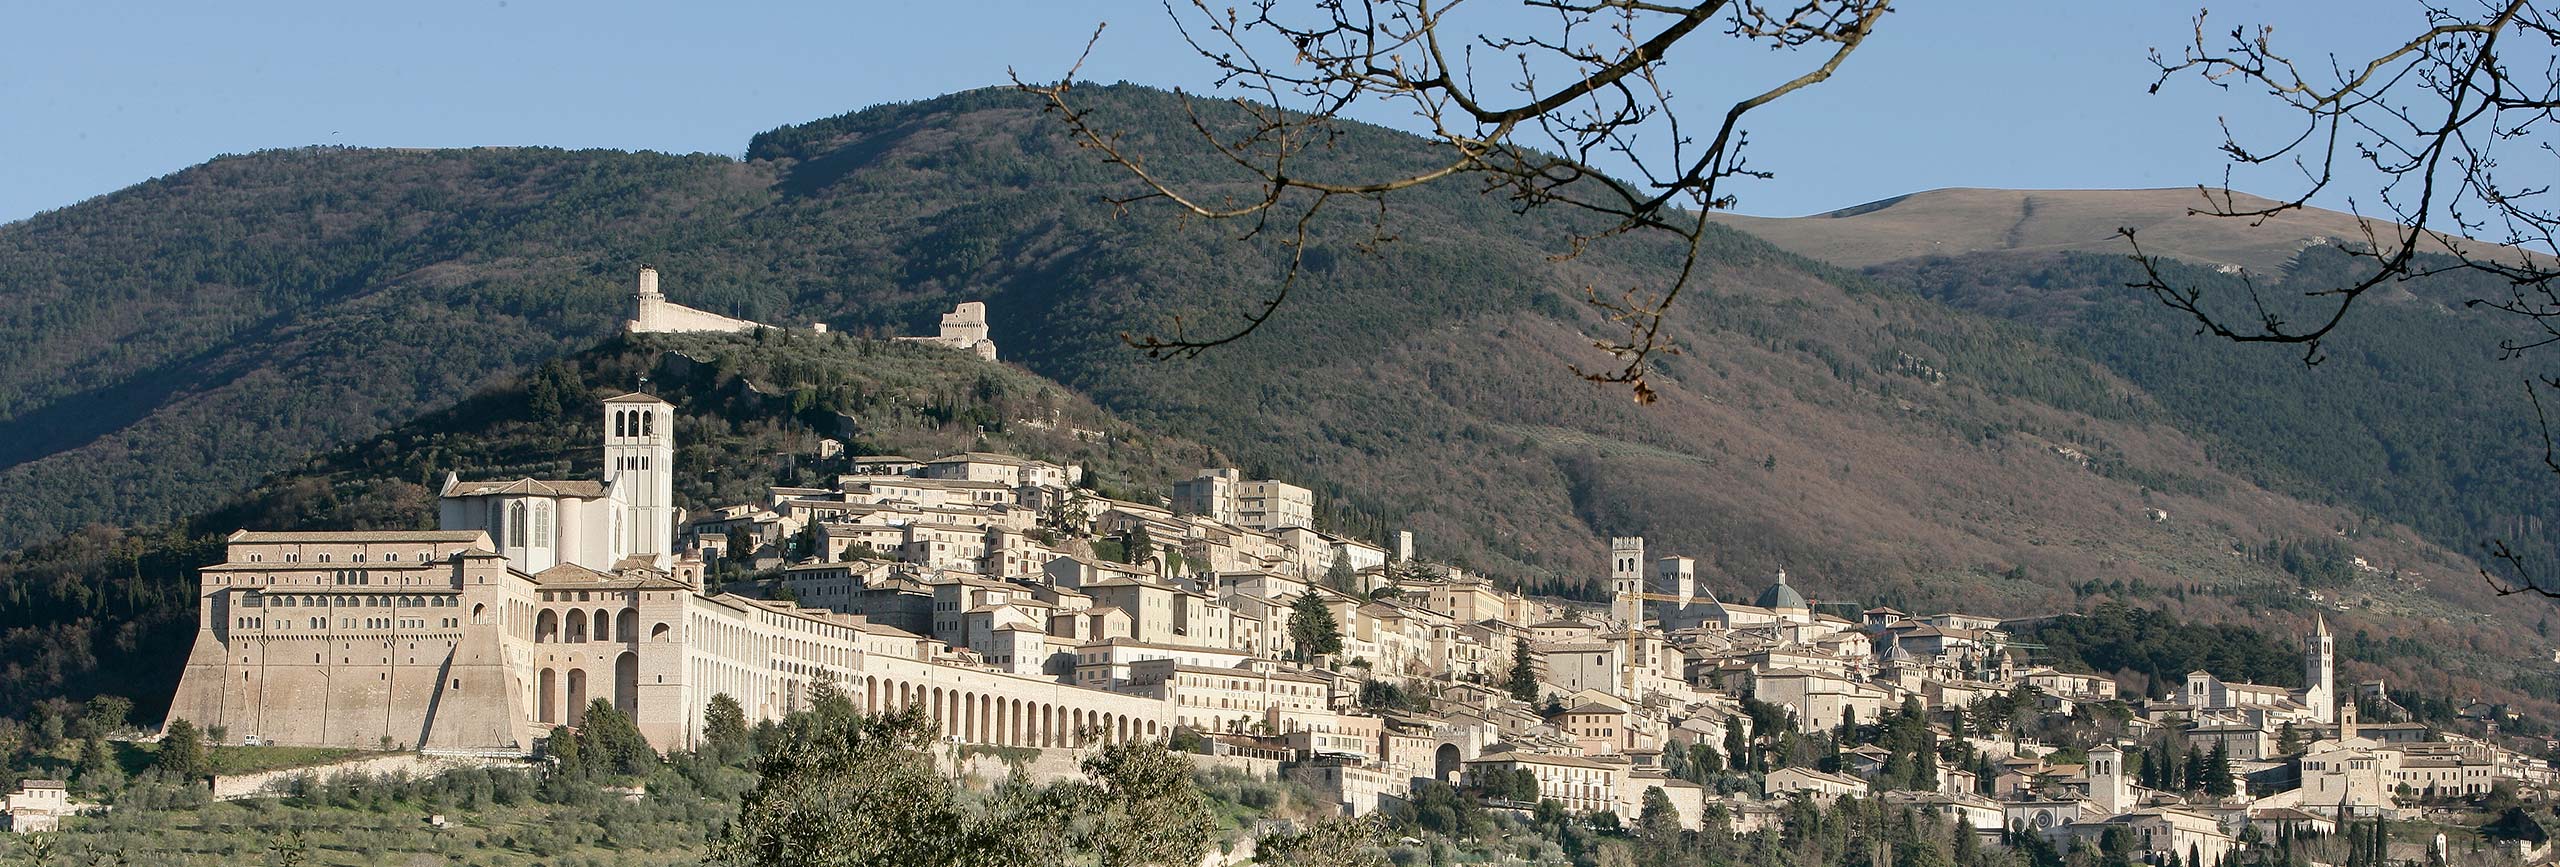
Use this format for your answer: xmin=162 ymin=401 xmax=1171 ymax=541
xmin=617 ymin=609 xmax=638 ymax=642
xmin=1435 ymin=743 xmax=1462 ymax=782
xmin=536 ymin=609 xmax=559 ymax=643
xmin=472 ymin=603 xmax=487 ymax=623
xmin=614 ymin=652 xmax=638 ymax=716
xmin=650 ymin=621 xmax=669 ymax=640
xmin=538 ymin=668 xmax=559 ymax=724
xmin=592 ymin=608 xmax=612 ymax=641
xmin=567 ymin=668 xmax=590 ymax=726
xmin=565 ymin=609 xmax=588 ymax=642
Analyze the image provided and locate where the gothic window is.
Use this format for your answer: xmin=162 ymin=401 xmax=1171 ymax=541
xmin=507 ymin=501 xmax=528 ymax=547
xmin=488 ymin=500 xmax=507 ymax=548
xmin=614 ymin=411 xmax=626 ymax=438
xmin=643 ymin=411 xmax=654 ymax=436
xmin=533 ymin=501 xmax=554 ymax=548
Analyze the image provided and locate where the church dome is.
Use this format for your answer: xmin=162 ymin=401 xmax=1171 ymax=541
xmin=1755 ymin=569 xmax=1807 ymax=610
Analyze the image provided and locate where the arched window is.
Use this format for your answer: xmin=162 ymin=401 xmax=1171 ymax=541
xmin=613 ymin=411 xmax=626 ymax=438
xmin=532 ymin=500 xmax=554 ymax=548
xmin=506 ymin=501 xmax=527 ymax=548
xmin=642 ymin=411 xmax=654 ymax=436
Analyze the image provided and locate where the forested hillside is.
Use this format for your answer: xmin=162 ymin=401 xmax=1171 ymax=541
xmin=3 ymin=84 xmax=2550 ymax=715
xmin=0 ymin=330 xmax=1208 ymax=721
xmin=1871 ymin=248 xmax=2560 ymax=595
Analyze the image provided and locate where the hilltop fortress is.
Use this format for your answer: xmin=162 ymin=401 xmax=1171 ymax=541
xmin=624 ymin=265 xmax=997 ymax=361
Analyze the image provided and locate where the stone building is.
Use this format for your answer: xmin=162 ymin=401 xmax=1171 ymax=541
xmin=165 ymin=396 xmax=1173 ymax=757
xmin=625 ymin=266 xmax=764 ymax=335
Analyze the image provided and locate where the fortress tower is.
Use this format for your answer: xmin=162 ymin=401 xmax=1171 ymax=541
xmin=2304 ymin=613 xmax=2336 ymax=723
xmin=625 ymin=265 xmax=764 ymax=334
xmin=1610 ymin=537 xmax=1644 ymax=627
xmin=603 ymin=393 xmax=676 ymax=565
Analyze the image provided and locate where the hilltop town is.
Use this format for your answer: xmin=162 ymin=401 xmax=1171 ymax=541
xmin=47 ymin=271 xmax=2547 ymax=862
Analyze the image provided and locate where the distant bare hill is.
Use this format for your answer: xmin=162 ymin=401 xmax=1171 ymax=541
xmin=1707 ymin=187 xmax=2408 ymax=272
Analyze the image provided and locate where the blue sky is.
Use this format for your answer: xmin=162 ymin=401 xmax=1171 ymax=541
xmin=1 ymin=0 xmax=2418 ymax=223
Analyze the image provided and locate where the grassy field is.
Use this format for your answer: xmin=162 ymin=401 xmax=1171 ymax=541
xmin=6 ymin=775 xmax=731 ymax=867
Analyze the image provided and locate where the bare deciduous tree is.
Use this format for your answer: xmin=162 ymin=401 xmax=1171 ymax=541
xmin=1015 ymin=0 xmax=1891 ymax=403
xmin=2140 ymin=2 xmax=2560 ymax=596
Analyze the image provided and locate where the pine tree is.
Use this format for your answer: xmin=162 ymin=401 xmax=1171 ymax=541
xmin=2206 ymin=742 xmax=2236 ymax=797
xmin=1693 ymin=743 xmax=1724 ymax=777
xmin=1725 ymin=715 xmax=1750 ymax=773
xmin=547 ymin=724 xmax=583 ymax=776
xmin=74 ymin=736 xmax=122 ymax=793
xmin=1124 ymin=523 xmax=1156 ymax=566
xmin=704 ymin=693 xmax=750 ymax=762
xmin=1637 ymin=786 xmax=1681 ymax=840
xmin=791 ymin=521 xmax=821 ymax=562
xmin=156 ymin=717 xmax=207 ymax=779
xmin=1287 ymin=593 xmax=1341 ymax=663
xmin=1506 ymin=636 xmax=1539 ymax=702
xmin=576 ymin=699 xmax=655 ymax=777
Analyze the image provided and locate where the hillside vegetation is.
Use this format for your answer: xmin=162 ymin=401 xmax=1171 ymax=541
xmin=1 ymin=84 xmax=2549 ymax=713
xmin=0 ymin=330 xmax=1206 ymax=721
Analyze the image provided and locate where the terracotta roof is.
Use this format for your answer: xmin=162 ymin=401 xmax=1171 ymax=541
xmin=445 ymin=478 xmax=611 ymax=498
xmin=230 ymin=530 xmax=487 ymax=543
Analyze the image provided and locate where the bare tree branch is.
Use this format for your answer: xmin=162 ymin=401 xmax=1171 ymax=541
xmin=1013 ymin=0 xmax=1891 ymax=402
xmin=2149 ymin=2 xmax=2560 ymax=598
xmin=2139 ymin=2 xmax=2560 ymax=362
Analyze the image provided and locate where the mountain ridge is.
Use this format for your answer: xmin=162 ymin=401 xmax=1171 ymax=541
xmin=1708 ymin=186 xmax=2413 ymax=273
xmin=1 ymin=84 xmax=2549 ymax=715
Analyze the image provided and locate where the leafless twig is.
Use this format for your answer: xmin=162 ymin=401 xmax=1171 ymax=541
xmin=1014 ymin=0 xmax=1892 ymax=403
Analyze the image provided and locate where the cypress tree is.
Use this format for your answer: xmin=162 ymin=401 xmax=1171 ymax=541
xmin=1506 ymin=637 xmax=1539 ymax=702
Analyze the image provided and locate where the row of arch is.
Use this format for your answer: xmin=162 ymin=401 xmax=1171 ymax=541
xmin=538 ymin=653 xmax=640 ymax=726
xmin=612 ymin=408 xmax=655 ymax=438
xmin=850 ymin=675 xmax=1159 ymax=748
xmin=535 ymin=608 xmax=645 ymax=643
